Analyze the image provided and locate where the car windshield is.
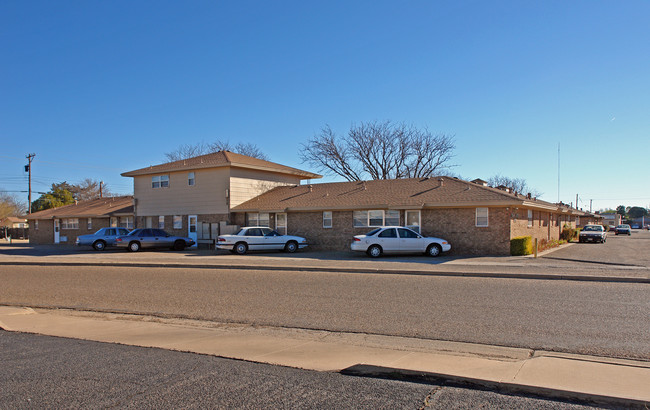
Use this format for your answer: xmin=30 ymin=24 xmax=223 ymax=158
xmin=617 ymin=225 xmax=630 ymax=228
xmin=583 ymin=226 xmax=602 ymax=232
xmin=365 ymin=228 xmax=382 ymax=236
xmin=235 ymin=228 xmax=246 ymax=235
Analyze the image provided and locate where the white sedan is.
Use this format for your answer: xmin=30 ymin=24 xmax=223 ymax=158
xmin=351 ymin=226 xmax=451 ymax=258
xmin=217 ymin=227 xmax=308 ymax=255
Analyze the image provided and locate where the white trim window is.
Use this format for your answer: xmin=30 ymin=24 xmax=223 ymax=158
xmin=276 ymin=213 xmax=287 ymax=235
xmin=110 ymin=217 xmax=118 ymax=227
xmin=158 ymin=215 xmax=165 ymax=229
xmin=476 ymin=208 xmax=489 ymax=227
xmin=246 ymin=213 xmax=270 ymax=227
xmin=152 ymin=175 xmax=169 ymax=188
xmin=173 ymin=215 xmax=182 ymax=229
xmin=527 ymin=210 xmax=533 ymax=227
xmin=119 ymin=216 xmax=134 ymax=229
xmin=34 ymin=220 xmax=39 ymax=230
xmin=61 ymin=218 xmax=79 ymax=229
xmin=353 ymin=210 xmax=400 ymax=227
xmin=188 ymin=172 xmax=195 ymax=186
xmin=87 ymin=218 xmax=92 ymax=230
xmin=576 ymin=216 xmax=580 ymax=226
xmin=323 ymin=211 xmax=333 ymax=228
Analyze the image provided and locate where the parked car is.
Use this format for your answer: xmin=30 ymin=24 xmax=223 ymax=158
xmin=351 ymin=226 xmax=451 ymax=258
xmin=75 ymin=227 xmax=131 ymax=251
xmin=115 ymin=228 xmax=195 ymax=252
xmin=578 ymin=225 xmax=607 ymax=243
xmin=216 ymin=227 xmax=308 ymax=255
xmin=615 ymin=224 xmax=632 ymax=235
xmin=631 ymin=224 xmax=640 ymax=229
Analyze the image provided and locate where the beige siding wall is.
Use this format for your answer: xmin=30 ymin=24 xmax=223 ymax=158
xmin=134 ymin=168 xmax=230 ymax=216
xmin=229 ymin=168 xmax=302 ymax=208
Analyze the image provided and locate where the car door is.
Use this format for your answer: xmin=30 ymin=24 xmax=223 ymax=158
xmin=103 ymin=228 xmax=116 ymax=245
xmin=152 ymin=229 xmax=173 ymax=248
xmin=262 ymin=228 xmax=282 ymax=250
xmin=245 ymin=228 xmax=264 ymax=250
xmin=398 ymin=228 xmax=424 ymax=252
xmin=376 ymin=228 xmax=399 ymax=252
xmin=137 ymin=229 xmax=156 ymax=248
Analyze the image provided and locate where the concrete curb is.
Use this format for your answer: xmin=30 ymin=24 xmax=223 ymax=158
xmin=3 ymin=260 xmax=649 ymax=284
xmin=341 ymin=364 xmax=649 ymax=409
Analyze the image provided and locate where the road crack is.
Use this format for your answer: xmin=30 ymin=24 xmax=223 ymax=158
xmin=419 ymin=386 xmax=444 ymax=409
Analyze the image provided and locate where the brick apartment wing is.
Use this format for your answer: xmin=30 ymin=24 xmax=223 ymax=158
xmin=230 ymin=177 xmax=580 ymax=255
xmin=26 ymin=196 xmax=134 ymax=245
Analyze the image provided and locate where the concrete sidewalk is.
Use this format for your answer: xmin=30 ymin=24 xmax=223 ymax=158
xmin=1 ymin=306 xmax=648 ymax=407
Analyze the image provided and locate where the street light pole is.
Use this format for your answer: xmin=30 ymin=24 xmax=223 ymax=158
xmin=25 ymin=153 xmax=35 ymax=214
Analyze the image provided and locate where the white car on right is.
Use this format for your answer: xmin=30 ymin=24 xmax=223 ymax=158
xmin=351 ymin=226 xmax=451 ymax=258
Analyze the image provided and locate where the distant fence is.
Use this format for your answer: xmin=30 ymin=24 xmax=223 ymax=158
xmin=0 ymin=228 xmax=29 ymax=240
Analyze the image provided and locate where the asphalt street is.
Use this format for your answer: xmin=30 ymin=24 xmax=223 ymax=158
xmin=1 ymin=263 xmax=648 ymax=360
xmin=0 ymin=331 xmax=597 ymax=409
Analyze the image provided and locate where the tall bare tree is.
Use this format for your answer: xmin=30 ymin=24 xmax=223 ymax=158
xmin=300 ymin=121 xmax=455 ymax=181
xmin=487 ymin=174 xmax=542 ymax=197
xmin=74 ymin=178 xmax=111 ymax=201
xmin=165 ymin=140 xmax=268 ymax=162
xmin=0 ymin=191 xmax=27 ymax=219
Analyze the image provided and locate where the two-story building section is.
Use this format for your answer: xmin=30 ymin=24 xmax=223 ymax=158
xmin=121 ymin=151 xmax=321 ymax=247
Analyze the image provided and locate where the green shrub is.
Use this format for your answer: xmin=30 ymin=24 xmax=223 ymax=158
xmin=510 ymin=236 xmax=533 ymax=256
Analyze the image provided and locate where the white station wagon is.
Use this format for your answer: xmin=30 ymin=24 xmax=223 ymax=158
xmin=217 ymin=227 xmax=308 ymax=255
xmin=351 ymin=226 xmax=451 ymax=258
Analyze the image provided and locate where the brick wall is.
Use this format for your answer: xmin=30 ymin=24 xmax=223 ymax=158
xmin=136 ymin=213 xmax=231 ymax=238
xmin=28 ymin=218 xmax=111 ymax=245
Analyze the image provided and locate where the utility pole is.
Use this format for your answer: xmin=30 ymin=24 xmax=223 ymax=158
xmin=590 ymin=199 xmax=593 ymax=213
xmin=25 ymin=153 xmax=35 ymax=214
xmin=99 ymin=181 xmax=103 ymax=198
xmin=576 ymin=194 xmax=578 ymax=210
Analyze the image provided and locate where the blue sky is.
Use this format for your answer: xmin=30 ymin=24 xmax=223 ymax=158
xmin=2 ymin=1 xmax=649 ymax=212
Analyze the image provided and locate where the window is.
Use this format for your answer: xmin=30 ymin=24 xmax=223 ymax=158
xmin=188 ymin=172 xmax=195 ymax=186
xmin=378 ymin=228 xmax=397 ymax=238
xmin=110 ymin=217 xmax=117 ymax=227
xmin=158 ymin=215 xmax=165 ymax=229
xmin=527 ymin=210 xmax=533 ymax=227
xmin=145 ymin=217 xmax=152 ymax=228
xmin=152 ymin=175 xmax=169 ymax=188
xmin=353 ymin=210 xmax=400 ymax=227
xmin=119 ymin=216 xmax=134 ymax=229
xmin=406 ymin=210 xmax=420 ymax=233
xmin=323 ymin=211 xmax=332 ymax=228
xmin=61 ymin=218 xmax=79 ymax=229
xmin=398 ymin=228 xmax=419 ymax=238
xmin=34 ymin=220 xmax=38 ymax=230
xmin=576 ymin=216 xmax=580 ymax=226
xmin=87 ymin=218 xmax=92 ymax=230
xmin=246 ymin=213 xmax=270 ymax=227
xmin=173 ymin=215 xmax=182 ymax=229
xmin=476 ymin=208 xmax=488 ymax=227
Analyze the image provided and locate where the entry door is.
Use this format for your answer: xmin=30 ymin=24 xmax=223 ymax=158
xmin=188 ymin=215 xmax=198 ymax=247
xmin=276 ymin=213 xmax=287 ymax=235
xmin=53 ymin=219 xmax=60 ymax=243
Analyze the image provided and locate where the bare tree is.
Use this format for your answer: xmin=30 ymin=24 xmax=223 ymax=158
xmin=165 ymin=140 xmax=268 ymax=162
xmin=74 ymin=178 xmax=111 ymax=201
xmin=487 ymin=174 xmax=542 ymax=197
xmin=0 ymin=191 xmax=27 ymax=219
xmin=300 ymin=121 xmax=455 ymax=181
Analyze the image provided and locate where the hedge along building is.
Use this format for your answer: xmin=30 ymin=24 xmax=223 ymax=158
xmin=231 ymin=177 xmax=585 ymax=255
xmin=120 ymin=151 xmax=321 ymax=247
xmin=26 ymin=196 xmax=134 ymax=245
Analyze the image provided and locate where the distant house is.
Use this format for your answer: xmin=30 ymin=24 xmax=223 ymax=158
xmin=120 ymin=151 xmax=321 ymax=246
xmin=230 ymin=177 xmax=584 ymax=255
xmin=1 ymin=216 xmax=28 ymax=229
xmin=26 ymin=196 xmax=134 ymax=245
xmin=599 ymin=213 xmax=622 ymax=230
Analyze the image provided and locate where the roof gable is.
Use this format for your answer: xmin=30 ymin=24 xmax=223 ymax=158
xmin=121 ymin=150 xmax=321 ymax=180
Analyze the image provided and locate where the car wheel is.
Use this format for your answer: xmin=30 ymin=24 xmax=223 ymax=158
xmin=284 ymin=241 xmax=298 ymax=253
xmin=234 ymin=242 xmax=248 ymax=255
xmin=426 ymin=244 xmax=442 ymax=257
xmin=128 ymin=241 xmax=141 ymax=252
xmin=173 ymin=240 xmax=185 ymax=251
xmin=367 ymin=245 xmax=382 ymax=258
xmin=93 ymin=240 xmax=106 ymax=251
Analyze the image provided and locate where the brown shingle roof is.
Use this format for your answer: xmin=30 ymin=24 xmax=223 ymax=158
xmin=232 ymin=177 xmax=561 ymax=212
xmin=121 ymin=150 xmax=321 ymax=179
xmin=26 ymin=196 xmax=134 ymax=220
